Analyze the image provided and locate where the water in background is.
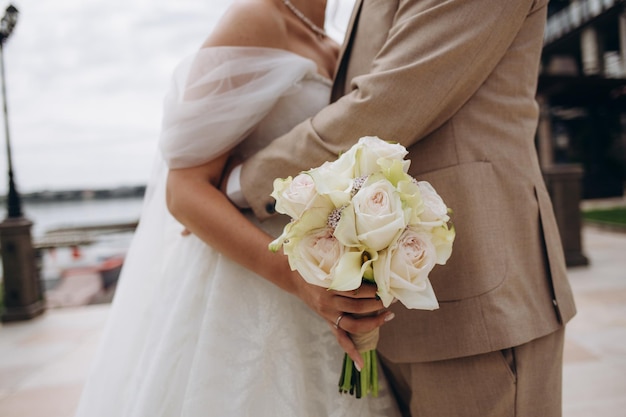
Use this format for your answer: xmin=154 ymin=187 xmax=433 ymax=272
xmin=21 ymin=197 xmax=145 ymax=237
xmin=8 ymin=197 xmax=146 ymax=284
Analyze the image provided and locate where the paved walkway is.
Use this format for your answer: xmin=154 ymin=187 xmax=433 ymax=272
xmin=0 ymin=226 xmax=625 ymax=417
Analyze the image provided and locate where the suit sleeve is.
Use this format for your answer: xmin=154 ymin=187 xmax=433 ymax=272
xmin=242 ymin=0 xmax=544 ymax=219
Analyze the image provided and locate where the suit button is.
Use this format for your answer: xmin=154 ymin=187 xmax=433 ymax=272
xmin=265 ymin=201 xmax=276 ymax=214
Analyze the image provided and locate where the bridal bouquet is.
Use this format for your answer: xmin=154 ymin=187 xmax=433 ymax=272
xmin=268 ymin=136 xmax=455 ymax=398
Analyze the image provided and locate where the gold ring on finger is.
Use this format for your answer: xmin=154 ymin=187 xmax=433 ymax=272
xmin=334 ymin=314 xmax=344 ymax=329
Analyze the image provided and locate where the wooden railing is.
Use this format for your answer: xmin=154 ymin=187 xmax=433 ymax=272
xmin=34 ymin=221 xmax=138 ymax=250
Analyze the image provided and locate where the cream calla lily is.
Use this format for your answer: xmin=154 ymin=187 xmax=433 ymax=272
xmin=354 ymin=136 xmax=409 ymax=177
xmin=430 ymin=223 xmax=456 ymax=265
xmin=268 ymin=204 xmax=331 ymax=253
xmin=307 ymin=157 xmax=355 ymax=207
xmin=328 ymin=250 xmax=371 ymax=291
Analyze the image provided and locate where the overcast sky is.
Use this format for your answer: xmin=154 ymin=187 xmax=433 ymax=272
xmin=0 ymin=0 xmax=352 ymax=194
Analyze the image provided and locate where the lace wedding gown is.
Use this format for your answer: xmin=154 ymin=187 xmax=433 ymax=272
xmin=74 ymin=47 xmax=400 ymax=417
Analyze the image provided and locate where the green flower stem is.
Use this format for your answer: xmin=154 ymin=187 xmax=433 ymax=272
xmin=338 ymin=350 xmax=379 ymax=398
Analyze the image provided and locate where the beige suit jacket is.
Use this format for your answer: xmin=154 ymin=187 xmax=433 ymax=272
xmin=241 ymin=0 xmax=576 ymax=362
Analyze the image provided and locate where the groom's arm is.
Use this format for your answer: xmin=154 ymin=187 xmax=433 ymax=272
xmin=240 ymin=0 xmax=542 ymax=219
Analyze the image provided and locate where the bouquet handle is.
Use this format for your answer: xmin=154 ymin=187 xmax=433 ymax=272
xmin=338 ymin=328 xmax=380 ymax=397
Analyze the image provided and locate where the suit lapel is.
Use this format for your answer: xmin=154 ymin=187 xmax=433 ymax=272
xmin=331 ymin=0 xmax=363 ymax=101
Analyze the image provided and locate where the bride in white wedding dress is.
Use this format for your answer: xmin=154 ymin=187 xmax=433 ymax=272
xmin=74 ymin=1 xmax=400 ymax=416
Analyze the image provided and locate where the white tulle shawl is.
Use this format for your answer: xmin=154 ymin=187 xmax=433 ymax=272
xmin=159 ymin=46 xmax=318 ymax=169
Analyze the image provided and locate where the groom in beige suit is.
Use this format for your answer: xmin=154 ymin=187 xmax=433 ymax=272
xmin=232 ymin=0 xmax=576 ymax=415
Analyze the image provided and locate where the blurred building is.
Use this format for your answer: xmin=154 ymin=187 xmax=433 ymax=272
xmin=538 ymin=0 xmax=626 ymax=199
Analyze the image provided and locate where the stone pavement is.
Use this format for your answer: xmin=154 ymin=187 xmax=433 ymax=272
xmin=0 ymin=226 xmax=624 ymax=417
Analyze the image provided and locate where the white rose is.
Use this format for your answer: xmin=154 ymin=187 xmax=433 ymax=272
xmin=283 ymin=227 xmax=362 ymax=290
xmin=373 ymin=227 xmax=440 ymax=309
xmin=271 ymin=173 xmax=333 ymax=220
xmin=417 ymin=181 xmax=449 ymax=226
xmin=283 ymin=227 xmax=341 ymax=287
xmin=354 ymin=136 xmax=410 ymax=177
xmin=347 ymin=177 xmax=407 ymax=252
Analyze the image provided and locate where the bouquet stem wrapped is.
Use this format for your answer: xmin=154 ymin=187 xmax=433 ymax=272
xmin=269 ymin=136 xmax=455 ymax=398
xmin=338 ymin=326 xmax=379 ymax=397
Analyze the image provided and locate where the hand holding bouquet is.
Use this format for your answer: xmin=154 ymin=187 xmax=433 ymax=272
xmin=269 ymin=136 xmax=455 ymax=398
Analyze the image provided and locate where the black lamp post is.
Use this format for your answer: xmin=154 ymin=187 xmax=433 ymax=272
xmin=0 ymin=4 xmax=21 ymax=218
xmin=0 ymin=4 xmax=44 ymax=322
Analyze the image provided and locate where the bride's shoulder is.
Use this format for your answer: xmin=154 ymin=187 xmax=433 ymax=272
xmin=202 ymin=0 xmax=288 ymax=50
